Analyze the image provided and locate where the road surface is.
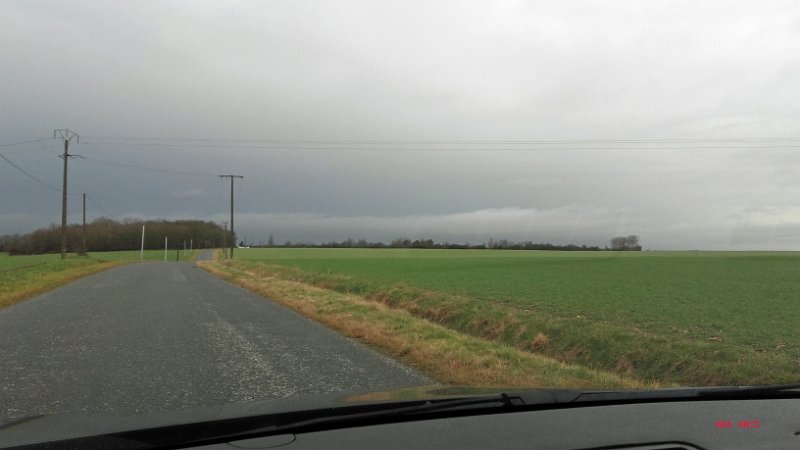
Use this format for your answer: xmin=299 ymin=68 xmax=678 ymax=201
xmin=0 ymin=254 xmax=431 ymax=421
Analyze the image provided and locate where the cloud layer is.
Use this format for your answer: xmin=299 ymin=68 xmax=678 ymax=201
xmin=2 ymin=1 xmax=800 ymax=249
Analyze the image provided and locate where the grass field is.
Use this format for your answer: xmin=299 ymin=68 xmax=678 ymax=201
xmin=0 ymin=249 xmax=200 ymax=309
xmin=202 ymin=259 xmax=640 ymax=389
xmin=220 ymin=248 xmax=800 ymax=386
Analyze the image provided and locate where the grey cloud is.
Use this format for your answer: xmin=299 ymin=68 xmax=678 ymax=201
xmin=2 ymin=1 xmax=800 ymax=249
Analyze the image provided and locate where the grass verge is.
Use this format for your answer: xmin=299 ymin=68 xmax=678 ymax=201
xmin=0 ymin=256 xmax=123 ymax=309
xmin=199 ymin=260 xmax=645 ymax=389
xmin=209 ymin=260 xmax=800 ymax=386
xmin=0 ymin=249 xmax=200 ymax=310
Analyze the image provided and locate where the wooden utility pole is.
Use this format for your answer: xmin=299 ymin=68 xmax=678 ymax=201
xmin=219 ymin=175 xmax=244 ymax=259
xmin=222 ymin=221 xmax=228 ymax=259
xmin=80 ymin=193 xmax=87 ymax=256
xmin=55 ymin=129 xmax=79 ymax=260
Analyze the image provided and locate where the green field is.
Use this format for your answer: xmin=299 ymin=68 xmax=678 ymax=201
xmin=0 ymin=249 xmax=200 ymax=309
xmin=227 ymin=248 xmax=800 ymax=385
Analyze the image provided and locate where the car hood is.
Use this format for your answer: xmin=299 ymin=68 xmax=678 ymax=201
xmin=5 ymin=383 xmax=800 ymax=448
xmin=0 ymin=385 xmax=526 ymax=448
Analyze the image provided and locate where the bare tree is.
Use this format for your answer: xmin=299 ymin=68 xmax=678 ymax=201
xmin=610 ymin=235 xmax=641 ymax=251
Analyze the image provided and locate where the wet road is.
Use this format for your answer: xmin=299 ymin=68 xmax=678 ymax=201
xmin=0 ymin=253 xmax=430 ymax=421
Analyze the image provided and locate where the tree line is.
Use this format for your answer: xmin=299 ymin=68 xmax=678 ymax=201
xmin=1 ymin=218 xmax=231 ymax=255
xmin=1 ymin=221 xmax=641 ymax=255
xmin=258 ymin=235 xmax=641 ymax=251
xmin=608 ymin=235 xmax=642 ymax=251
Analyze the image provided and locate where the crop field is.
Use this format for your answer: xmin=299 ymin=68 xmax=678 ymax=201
xmin=224 ymin=248 xmax=800 ymax=385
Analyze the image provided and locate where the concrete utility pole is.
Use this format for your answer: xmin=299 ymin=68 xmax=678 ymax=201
xmin=55 ymin=129 xmax=79 ymax=260
xmin=219 ymin=175 xmax=244 ymax=259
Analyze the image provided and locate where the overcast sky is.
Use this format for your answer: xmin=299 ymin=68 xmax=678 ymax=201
xmin=2 ymin=0 xmax=800 ymax=250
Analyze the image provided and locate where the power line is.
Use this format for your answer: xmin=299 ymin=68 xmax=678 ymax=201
xmin=1 ymin=150 xmax=190 ymax=218
xmin=0 ymin=137 xmax=52 ymax=148
xmin=0 ymin=152 xmax=110 ymax=217
xmin=85 ymin=194 xmax=112 ymax=216
xmin=80 ymin=141 xmax=800 ymax=151
xmin=0 ymin=152 xmax=63 ymax=193
xmin=3 ymin=141 xmax=62 ymax=156
xmin=81 ymin=135 xmax=800 ymax=144
xmin=78 ymin=156 xmax=218 ymax=177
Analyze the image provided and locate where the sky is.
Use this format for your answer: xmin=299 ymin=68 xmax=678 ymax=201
xmin=2 ymin=0 xmax=800 ymax=250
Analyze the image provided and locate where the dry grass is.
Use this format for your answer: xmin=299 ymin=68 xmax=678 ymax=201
xmin=532 ymin=333 xmax=550 ymax=350
xmin=200 ymin=260 xmax=645 ymax=389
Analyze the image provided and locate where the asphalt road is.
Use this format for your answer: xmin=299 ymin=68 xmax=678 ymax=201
xmin=0 ymin=253 xmax=431 ymax=421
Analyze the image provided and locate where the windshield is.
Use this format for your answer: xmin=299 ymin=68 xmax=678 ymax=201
xmin=1 ymin=0 xmax=799 ymax=425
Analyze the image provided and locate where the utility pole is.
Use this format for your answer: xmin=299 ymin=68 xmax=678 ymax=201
xmin=222 ymin=221 xmax=228 ymax=259
xmin=80 ymin=193 xmax=87 ymax=256
xmin=219 ymin=175 xmax=244 ymax=259
xmin=55 ymin=129 xmax=79 ymax=260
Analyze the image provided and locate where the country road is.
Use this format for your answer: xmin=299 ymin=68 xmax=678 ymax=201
xmin=0 ymin=255 xmax=431 ymax=421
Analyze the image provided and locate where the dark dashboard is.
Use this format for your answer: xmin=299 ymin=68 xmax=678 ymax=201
xmin=195 ymin=398 xmax=797 ymax=449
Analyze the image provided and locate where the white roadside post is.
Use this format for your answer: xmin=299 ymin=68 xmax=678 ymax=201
xmin=140 ymin=225 xmax=145 ymax=260
xmin=164 ymin=237 xmax=168 ymax=262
